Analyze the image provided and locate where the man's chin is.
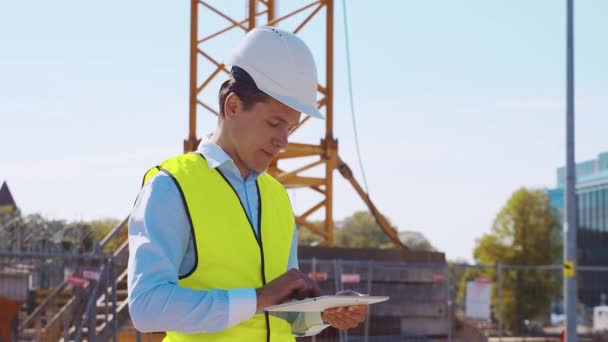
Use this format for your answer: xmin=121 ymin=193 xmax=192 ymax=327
xmin=250 ymin=163 xmax=270 ymax=174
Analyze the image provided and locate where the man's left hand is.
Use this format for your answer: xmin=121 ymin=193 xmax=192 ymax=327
xmin=321 ymin=304 xmax=368 ymax=330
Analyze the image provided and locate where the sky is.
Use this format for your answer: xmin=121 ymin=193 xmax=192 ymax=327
xmin=1 ymin=1 xmax=607 ymax=263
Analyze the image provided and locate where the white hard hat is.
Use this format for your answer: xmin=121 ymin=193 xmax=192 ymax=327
xmin=225 ymin=26 xmax=324 ymax=120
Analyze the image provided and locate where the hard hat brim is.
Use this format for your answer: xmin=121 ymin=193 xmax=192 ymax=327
xmin=225 ymin=60 xmax=324 ymax=120
xmin=260 ymin=86 xmax=325 ymax=120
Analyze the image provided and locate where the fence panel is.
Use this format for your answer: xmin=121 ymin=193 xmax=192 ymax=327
xmin=0 ymin=252 xmax=116 ymax=342
xmin=297 ymin=259 xmax=449 ymax=342
xmin=448 ymin=263 xmax=608 ymax=341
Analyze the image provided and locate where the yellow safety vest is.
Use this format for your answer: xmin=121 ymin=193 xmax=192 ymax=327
xmin=142 ymin=153 xmax=295 ymax=342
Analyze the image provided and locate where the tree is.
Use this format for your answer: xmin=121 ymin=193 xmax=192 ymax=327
xmin=89 ymin=218 xmax=123 ymax=253
xmin=335 ymin=211 xmax=392 ymax=248
xmin=465 ymin=188 xmax=561 ymax=333
xmin=297 ymin=221 xmax=324 ymax=246
xmin=395 ymin=230 xmax=436 ymax=251
xmin=0 ymin=212 xmax=122 ymax=254
xmin=296 ymin=211 xmax=435 ymax=250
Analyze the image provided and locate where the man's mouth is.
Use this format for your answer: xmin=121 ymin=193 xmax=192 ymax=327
xmin=262 ymin=150 xmax=275 ymax=158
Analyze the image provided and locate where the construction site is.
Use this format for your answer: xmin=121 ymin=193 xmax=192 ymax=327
xmin=1 ymin=0 xmax=606 ymax=341
xmin=0 ymin=1 xmax=462 ymax=340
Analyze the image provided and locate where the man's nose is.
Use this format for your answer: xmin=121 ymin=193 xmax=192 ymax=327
xmin=272 ymin=131 xmax=288 ymax=149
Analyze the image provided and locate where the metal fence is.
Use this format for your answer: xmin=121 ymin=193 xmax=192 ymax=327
xmin=296 ymin=258 xmax=451 ymax=342
xmin=448 ymin=263 xmax=608 ymax=341
xmin=0 ymin=252 xmax=119 ymax=342
xmin=126 ymin=257 xmax=451 ymax=342
xmin=4 ymin=248 xmax=608 ymax=341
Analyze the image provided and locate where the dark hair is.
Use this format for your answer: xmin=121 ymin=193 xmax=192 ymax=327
xmin=218 ymin=66 xmax=270 ymax=118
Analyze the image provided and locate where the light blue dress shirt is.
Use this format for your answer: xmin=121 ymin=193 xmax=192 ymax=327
xmin=128 ymin=137 xmax=328 ymax=336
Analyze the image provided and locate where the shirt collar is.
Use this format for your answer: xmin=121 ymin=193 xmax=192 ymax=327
xmin=195 ymin=135 xmax=261 ymax=180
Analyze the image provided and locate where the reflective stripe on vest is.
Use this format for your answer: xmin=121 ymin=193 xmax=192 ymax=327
xmin=142 ymin=153 xmax=295 ymax=342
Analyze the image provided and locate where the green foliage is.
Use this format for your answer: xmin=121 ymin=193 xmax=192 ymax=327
xmin=469 ymin=188 xmax=562 ymax=333
xmin=88 ymin=218 xmax=123 ymax=253
xmin=0 ymin=211 xmax=122 ymax=254
xmin=297 ymin=211 xmax=435 ymax=251
xmin=394 ymin=230 xmax=436 ymax=251
xmin=335 ymin=211 xmax=392 ymax=248
xmin=297 ymin=220 xmax=325 ymax=246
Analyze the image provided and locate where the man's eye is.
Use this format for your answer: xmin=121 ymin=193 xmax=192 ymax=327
xmin=268 ymin=121 xmax=281 ymax=127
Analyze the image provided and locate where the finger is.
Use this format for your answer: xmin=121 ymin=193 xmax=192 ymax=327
xmin=304 ymin=277 xmax=321 ymax=297
xmin=290 ymin=277 xmax=307 ymax=290
xmin=292 ymin=287 xmax=315 ymax=300
xmin=334 ymin=312 xmax=360 ymax=329
xmin=347 ymin=305 xmax=368 ymax=313
xmin=344 ymin=310 xmax=365 ymax=322
xmin=329 ymin=310 xmax=360 ymax=327
xmin=323 ymin=308 xmax=335 ymax=315
xmin=334 ymin=308 xmax=366 ymax=326
xmin=329 ymin=306 xmax=345 ymax=313
xmin=291 ymin=290 xmax=308 ymax=301
xmin=291 ymin=281 xmax=320 ymax=300
xmin=302 ymin=278 xmax=321 ymax=298
xmin=287 ymin=268 xmax=303 ymax=277
xmin=291 ymin=274 xmax=313 ymax=289
xmin=291 ymin=278 xmax=312 ymax=294
xmin=325 ymin=313 xmax=351 ymax=330
xmin=343 ymin=311 xmax=362 ymax=325
xmin=345 ymin=310 xmax=367 ymax=324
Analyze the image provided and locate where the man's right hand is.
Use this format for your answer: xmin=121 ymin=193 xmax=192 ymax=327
xmin=255 ymin=268 xmax=321 ymax=311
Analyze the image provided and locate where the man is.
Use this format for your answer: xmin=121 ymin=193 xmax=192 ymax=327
xmin=128 ymin=26 xmax=367 ymax=341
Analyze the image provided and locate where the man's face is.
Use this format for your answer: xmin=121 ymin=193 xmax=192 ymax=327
xmin=228 ymin=96 xmax=301 ymax=174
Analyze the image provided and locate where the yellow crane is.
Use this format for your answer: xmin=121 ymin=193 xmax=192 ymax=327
xmin=184 ymin=0 xmax=408 ymax=251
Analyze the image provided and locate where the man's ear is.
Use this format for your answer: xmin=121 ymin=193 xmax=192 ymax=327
xmin=224 ymin=93 xmax=240 ymax=120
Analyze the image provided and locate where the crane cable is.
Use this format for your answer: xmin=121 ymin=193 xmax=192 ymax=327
xmin=341 ymin=0 xmax=370 ymax=195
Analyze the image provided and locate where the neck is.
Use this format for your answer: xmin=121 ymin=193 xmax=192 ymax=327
xmin=211 ymin=128 xmax=250 ymax=179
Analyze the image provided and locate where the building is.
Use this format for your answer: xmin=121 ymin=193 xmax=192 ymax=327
xmin=0 ymin=181 xmax=17 ymax=214
xmin=547 ymin=152 xmax=608 ymax=309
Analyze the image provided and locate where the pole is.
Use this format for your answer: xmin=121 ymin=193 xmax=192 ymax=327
xmin=312 ymin=258 xmax=317 ymax=342
xmin=364 ymin=261 xmax=373 ymax=342
xmin=185 ymin=0 xmax=198 ymax=152
xmin=446 ymin=266 xmax=452 ymax=342
xmin=564 ymin=0 xmax=577 ymax=341
xmin=498 ymin=263 xmax=503 ymax=341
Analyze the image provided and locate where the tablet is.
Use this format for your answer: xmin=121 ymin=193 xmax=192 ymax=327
xmin=264 ymin=295 xmax=389 ymax=312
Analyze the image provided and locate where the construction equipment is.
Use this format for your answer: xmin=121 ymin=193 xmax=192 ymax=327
xmin=12 ymin=1 xmax=440 ymax=340
xmin=184 ymin=0 xmax=407 ymax=251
